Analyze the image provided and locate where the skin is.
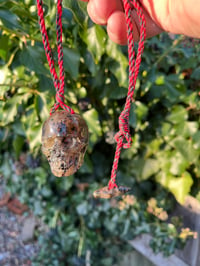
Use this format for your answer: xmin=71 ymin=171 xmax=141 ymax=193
xmin=80 ymin=0 xmax=200 ymax=45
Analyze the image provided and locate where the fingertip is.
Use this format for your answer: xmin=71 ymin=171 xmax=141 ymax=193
xmin=87 ymin=0 xmax=124 ymax=26
xmin=87 ymin=0 xmax=107 ymax=25
xmin=107 ymin=11 xmax=128 ymax=45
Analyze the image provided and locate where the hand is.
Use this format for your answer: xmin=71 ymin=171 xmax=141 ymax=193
xmin=80 ymin=0 xmax=200 ymax=45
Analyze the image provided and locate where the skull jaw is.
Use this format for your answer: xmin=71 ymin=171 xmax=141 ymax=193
xmin=49 ymin=152 xmax=84 ymax=177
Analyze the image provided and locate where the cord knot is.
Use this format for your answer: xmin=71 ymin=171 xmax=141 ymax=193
xmin=114 ymin=110 xmax=132 ymax=149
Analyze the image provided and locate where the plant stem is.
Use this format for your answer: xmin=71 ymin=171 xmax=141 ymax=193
xmin=153 ymin=35 xmax=184 ymax=67
xmin=77 ymin=216 xmax=85 ymax=257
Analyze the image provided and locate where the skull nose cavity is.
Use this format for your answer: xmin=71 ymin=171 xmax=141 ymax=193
xmin=74 ymin=155 xmax=79 ymax=166
xmin=60 ymin=162 xmax=65 ymax=170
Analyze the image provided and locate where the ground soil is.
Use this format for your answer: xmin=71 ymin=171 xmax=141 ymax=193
xmin=0 ymin=176 xmax=38 ymax=266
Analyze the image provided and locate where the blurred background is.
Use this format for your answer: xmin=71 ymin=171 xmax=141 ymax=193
xmin=0 ymin=0 xmax=200 ymax=265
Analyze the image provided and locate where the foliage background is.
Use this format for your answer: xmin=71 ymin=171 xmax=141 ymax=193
xmin=0 ymin=0 xmax=200 ymax=265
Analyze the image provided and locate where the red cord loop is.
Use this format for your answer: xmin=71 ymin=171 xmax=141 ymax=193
xmin=108 ymin=0 xmax=146 ymax=190
xmin=37 ymin=0 xmax=74 ymax=115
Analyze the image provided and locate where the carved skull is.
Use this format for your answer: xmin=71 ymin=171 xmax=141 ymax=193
xmin=41 ymin=110 xmax=89 ymax=177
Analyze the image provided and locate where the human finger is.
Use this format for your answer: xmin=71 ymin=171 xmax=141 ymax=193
xmin=107 ymin=7 xmax=162 ymax=45
xmin=140 ymin=0 xmax=200 ymax=38
xmin=80 ymin=0 xmax=162 ymax=45
xmin=87 ymin=0 xmax=124 ymax=25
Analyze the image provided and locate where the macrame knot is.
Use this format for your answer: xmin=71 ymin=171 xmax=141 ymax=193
xmin=56 ymin=89 xmax=64 ymax=105
xmin=50 ymin=91 xmax=75 ymax=115
xmin=114 ymin=110 xmax=132 ymax=149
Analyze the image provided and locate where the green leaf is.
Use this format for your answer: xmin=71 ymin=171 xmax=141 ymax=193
xmin=34 ymin=93 xmax=49 ymax=122
xmin=39 ymin=75 xmax=55 ymax=92
xmin=63 ymin=0 xmax=87 ymax=25
xmin=83 ymin=50 xmax=98 ymax=75
xmin=26 ymin=124 xmax=42 ymax=150
xmin=194 ymin=164 xmax=200 ymax=177
xmin=106 ymin=39 xmax=128 ymax=87
xmin=87 ymin=115 xmax=100 ymax=136
xmin=34 ymin=200 xmax=44 ymax=216
xmin=167 ymin=105 xmax=188 ymax=124
xmin=83 ymin=109 xmax=102 ymax=150
xmin=135 ymin=101 xmax=148 ymax=121
xmin=20 ymin=46 xmax=48 ymax=75
xmin=0 ymin=154 xmax=13 ymax=179
xmin=155 ymin=75 xmax=165 ymax=85
xmin=58 ymin=175 xmax=74 ymax=191
xmin=33 ymin=167 xmax=48 ymax=188
xmin=147 ymin=84 xmax=164 ymax=100
xmin=193 ymin=131 xmax=200 ymax=149
xmin=3 ymin=103 xmax=17 ymax=124
xmin=0 ymin=35 xmax=9 ymax=61
xmin=165 ymin=81 xmax=180 ymax=102
xmin=169 ymin=151 xmax=189 ymax=175
xmin=191 ymin=67 xmax=200 ymax=80
xmin=63 ymin=47 xmax=80 ymax=79
xmin=109 ymin=86 xmax=128 ymax=100
xmin=129 ymin=103 xmax=137 ymax=128
xmin=78 ymin=154 xmax=93 ymax=174
xmin=13 ymin=135 xmax=24 ymax=158
xmin=174 ymin=121 xmax=198 ymax=138
xmin=2 ymin=94 xmax=27 ymax=125
xmin=41 ymin=187 xmax=52 ymax=197
xmin=161 ymin=122 xmax=172 ymax=138
xmin=156 ymin=171 xmax=193 ymax=204
xmin=156 ymin=150 xmax=172 ymax=173
xmin=0 ymin=66 xmax=11 ymax=97
xmin=0 ymin=10 xmax=22 ymax=30
xmin=131 ymin=157 xmax=160 ymax=181
xmin=76 ymin=201 xmax=88 ymax=215
xmin=171 ymin=137 xmax=199 ymax=163
xmin=12 ymin=122 xmax=26 ymax=136
xmin=84 ymin=24 xmax=106 ymax=63
xmin=141 ymin=159 xmax=160 ymax=180
xmin=146 ymin=139 xmax=162 ymax=157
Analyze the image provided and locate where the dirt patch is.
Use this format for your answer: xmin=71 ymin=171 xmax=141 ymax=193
xmin=0 ymin=176 xmax=38 ymax=266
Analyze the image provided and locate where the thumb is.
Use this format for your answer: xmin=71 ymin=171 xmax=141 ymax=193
xmin=140 ymin=0 xmax=200 ymax=38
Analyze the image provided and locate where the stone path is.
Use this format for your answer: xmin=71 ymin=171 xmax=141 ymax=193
xmin=0 ymin=177 xmax=38 ymax=266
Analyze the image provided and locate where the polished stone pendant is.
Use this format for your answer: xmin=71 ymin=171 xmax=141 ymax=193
xmin=41 ymin=110 xmax=89 ymax=177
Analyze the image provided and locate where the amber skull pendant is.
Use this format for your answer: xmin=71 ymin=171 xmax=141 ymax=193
xmin=41 ymin=111 xmax=89 ymax=177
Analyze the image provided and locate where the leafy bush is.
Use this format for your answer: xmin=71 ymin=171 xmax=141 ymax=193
xmin=0 ymin=0 xmax=199 ymax=265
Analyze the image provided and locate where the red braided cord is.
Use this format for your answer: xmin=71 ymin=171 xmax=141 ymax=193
xmin=36 ymin=0 xmax=74 ymax=114
xmin=108 ymin=0 xmax=146 ymax=190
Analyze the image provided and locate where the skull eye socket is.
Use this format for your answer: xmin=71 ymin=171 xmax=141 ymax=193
xmin=70 ymin=126 xmax=77 ymax=134
xmin=63 ymin=137 xmax=69 ymax=142
xmin=62 ymin=137 xmax=72 ymax=146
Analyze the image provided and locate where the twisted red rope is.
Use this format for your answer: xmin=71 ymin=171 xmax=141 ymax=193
xmin=108 ymin=0 xmax=146 ymax=190
xmin=36 ymin=0 xmax=74 ymax=114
